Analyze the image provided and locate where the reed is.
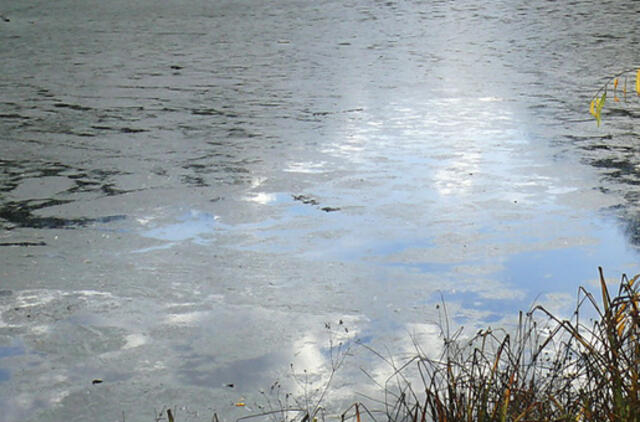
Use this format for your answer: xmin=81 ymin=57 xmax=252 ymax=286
xmin=341 ymin=266 xmax=640 ymax=422
xmin=161 ymin=267 xmax=640 ymax=422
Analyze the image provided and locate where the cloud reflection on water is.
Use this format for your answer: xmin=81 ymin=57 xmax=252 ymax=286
xmin=3 ymin=0 xmax=640 ymax=420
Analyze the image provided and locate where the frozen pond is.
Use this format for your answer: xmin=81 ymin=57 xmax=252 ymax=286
xmin=2 ymin=0 xmax=640 ymax=420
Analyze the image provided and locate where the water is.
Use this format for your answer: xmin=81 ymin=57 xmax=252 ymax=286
xmin=1 ymin=0 xmax=640 ymax=420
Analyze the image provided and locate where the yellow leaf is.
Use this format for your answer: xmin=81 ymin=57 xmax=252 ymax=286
xmin=615 ymin=305 xmax=625 ymax=322
xmin=235 ymin=402 xmax=245 ymax=407
xmin=614 ymin=78 xmax=619 ymax=90
xmin=636 ymin=69 xmax=640 ymax=95
xmin=595 ymin=91 xmax=606 ymax=127
xmin=589 ymin=99 xmax=597 ymax=116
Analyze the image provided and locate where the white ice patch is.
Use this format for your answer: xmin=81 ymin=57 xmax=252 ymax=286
xmin=244 ymin=192 xmax=278 ymax=205
xmin=50 ymin=390 xmax=70 ymax=404
xmin=165 ymin=311 xmax=206 ymax=325
xmin=136 ymin=216 xmax=155 ymax=225
xmin=283 ymin=161 xmax=327 ymax=174
xmin=75 ymin=290 xmax=114 ymax=298
xmin=14 ymin=291 xmax=59 ymax=308
xmin=123 ymin=333 xmax=147 ymax=349
xmin=30 ymin=325 xmax=50 ymax=335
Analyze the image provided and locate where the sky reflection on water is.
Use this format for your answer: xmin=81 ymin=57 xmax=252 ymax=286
xmin=2 ymin=0 xmax=640 ymax=420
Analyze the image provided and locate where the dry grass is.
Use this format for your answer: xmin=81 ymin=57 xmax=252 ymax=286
xmin=161 ymin=267 xmax=640 ymax=422
xmin=341 ymin=267 xmax=640 ymax=422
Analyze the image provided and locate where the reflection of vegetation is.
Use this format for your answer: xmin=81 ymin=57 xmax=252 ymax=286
xmin=341 ymin=267 xmax=640 ymax=422
xmin=590 ymin=68 xmax=640 ymax=126
xmin=252 ymin=327 xmax=351 ymax=422
xmin=156 ymin=268 xmax=640 ymax=422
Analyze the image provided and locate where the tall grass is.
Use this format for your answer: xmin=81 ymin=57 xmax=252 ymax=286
xmin=341 ymin=267 xmax=640 ymax=422
xmin=160 ymin=267 xmax=640 ymax=422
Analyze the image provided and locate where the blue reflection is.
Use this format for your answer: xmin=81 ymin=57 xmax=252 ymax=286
xmin=503 ymin=247 xmax=596 ymax=294
xmin=285 ymin=204 xmax=321 ymax=218
xmin=369 ymin=238 xmax=435 ymax=258
xmin=503 ymin=217 xmax=639 ymax=297
xmin=422 ymin=214 xmax=640 ymax=320
xmin=141 ymin=210 xmax=218 ymax=244
xmin=0 ymin=345 xmax=25 ymax=358
xmin=386 ymin=261 xmax=452 ymax=273
xmin=437 ymin=289 xmax=526 ymax=322
xmin=0 ymin=341 xmax=26 ymax=383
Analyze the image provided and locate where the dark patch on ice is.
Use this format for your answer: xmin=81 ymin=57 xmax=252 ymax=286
xmin=177 ymin=351 xmax=286 ymax=389
xmin=0 ymin=199 xmax=126 ymax=229
xmin=293 ymin=195 xmax=340 ymax=213
xmin=88 ymin=126 xmax=148 ymax=133
xmin=191 ymin=108 xmax=227 ymax=116
xmin=53 ymin=103 xmax=92 ymax=112
xmin=0 ymin=241 xmax=46 ymax=247
xmin=321 ymin=207 xmax=340 ymax=213
xmin=0 ymin=114 xmax=29 ymax=119
xmin=292 ymin=194 xmax=319 ymax=206
xmin=119 ymin=127 xmax=147 ymax=133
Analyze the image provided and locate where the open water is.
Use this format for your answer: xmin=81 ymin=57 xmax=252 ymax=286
xmin=2 ymin=0 xmax=640 ymax=420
